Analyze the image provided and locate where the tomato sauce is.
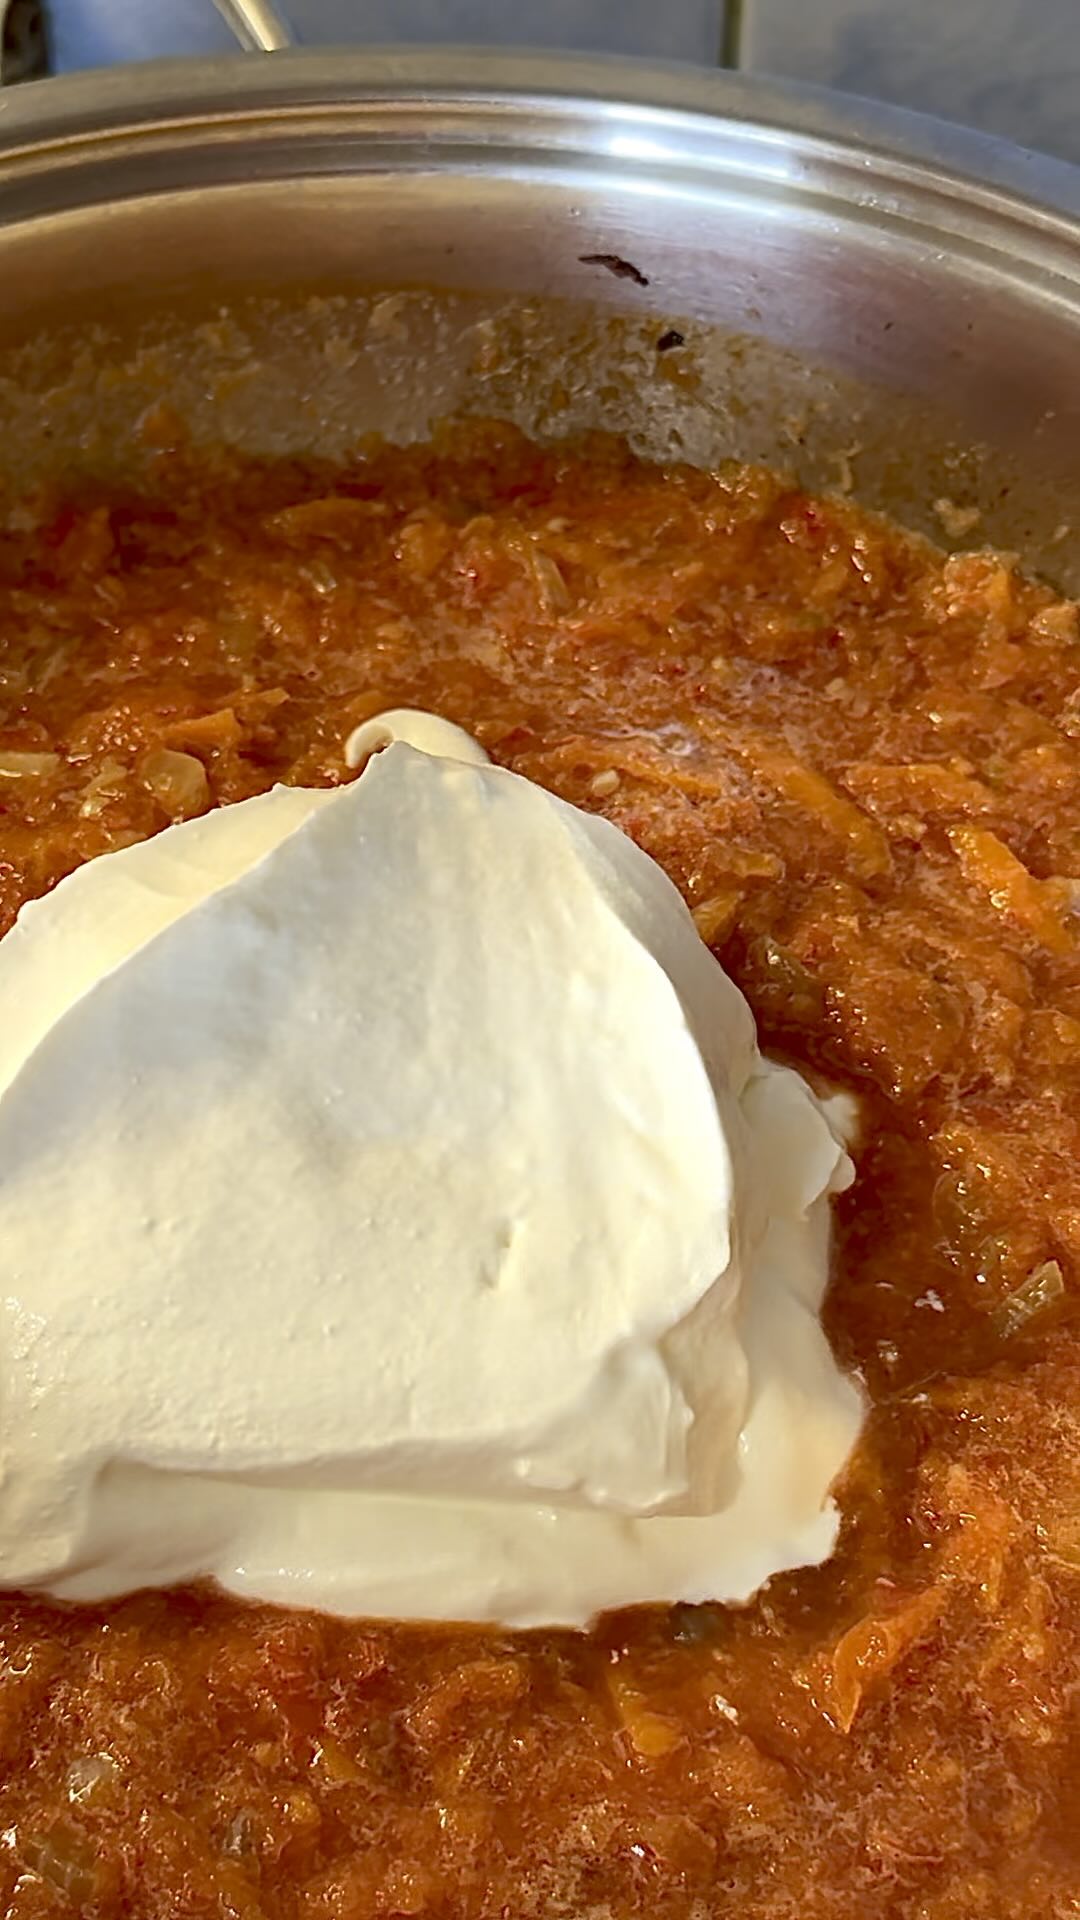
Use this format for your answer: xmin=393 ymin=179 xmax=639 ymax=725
xmin=0 ymin=423 xmax=1078 ymax=1917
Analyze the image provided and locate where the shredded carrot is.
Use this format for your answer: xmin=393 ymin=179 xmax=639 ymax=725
xmin=948 ymin=826 xmax=1073 ymax=955
xmin=733 ymin=736 xmax=891 ymax=879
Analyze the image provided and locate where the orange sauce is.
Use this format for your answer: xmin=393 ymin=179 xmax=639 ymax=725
xmin=0 ymin=423 xmax=1077 ymax=1917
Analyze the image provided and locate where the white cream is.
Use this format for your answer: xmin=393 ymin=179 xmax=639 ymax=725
xmin=344 ymin=707 xmax=490 ymax=771
xmin=0 ymin=715 xmax=862 ymax=1626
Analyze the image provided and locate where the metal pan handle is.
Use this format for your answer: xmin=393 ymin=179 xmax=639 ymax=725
xmin=210 ymin=0 xmax=293 ymax=52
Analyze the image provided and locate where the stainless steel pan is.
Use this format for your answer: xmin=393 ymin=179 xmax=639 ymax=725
xmin=0 ymin=51 xmax=1076 ymax=587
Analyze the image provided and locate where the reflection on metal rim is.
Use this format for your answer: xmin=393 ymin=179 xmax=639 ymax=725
xmin=0 ymin=51 xmax=1074 ymax=219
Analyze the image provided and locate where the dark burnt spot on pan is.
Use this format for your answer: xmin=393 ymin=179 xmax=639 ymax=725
xmin=655 ymin=328 xmax=685 ymax=353
xmin=578 ymin=254 xmax=651 ymax=287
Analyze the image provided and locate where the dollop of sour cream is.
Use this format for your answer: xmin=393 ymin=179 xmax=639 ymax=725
xmin=0 ymin=714 xmax=861 ymax=1626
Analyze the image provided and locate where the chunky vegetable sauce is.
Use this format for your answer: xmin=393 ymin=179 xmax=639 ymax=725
xmin=0 ymin=423 xmax=1078 ymax=1918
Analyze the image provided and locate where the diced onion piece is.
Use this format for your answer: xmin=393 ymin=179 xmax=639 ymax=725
xmin=692 ymin=892 xmax=740 ymax=947
xmin=79 ymin=756 xmax=129 ymax=818
xmin=140 ymin=747 xmax=210 ymax=821
xmin=993 ymin=1259 xmax=1065 ymax=1341
xmin=589 ymin=768 xmax=621 ymax=800
xmin=527 ymin=544 xmax=571 ymax=612
xmin=301 ymin=557 xmax=339 ymax=594
xmin=268 ymin=496 xmax=385 ymax=546
xmin=66 ymin=1751 xmax=120 ymax=1805
xmin=22 ymin=1822 xmax=103 ymax=1901
xmin=0 ymin=750 xmax=60 ymax=779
